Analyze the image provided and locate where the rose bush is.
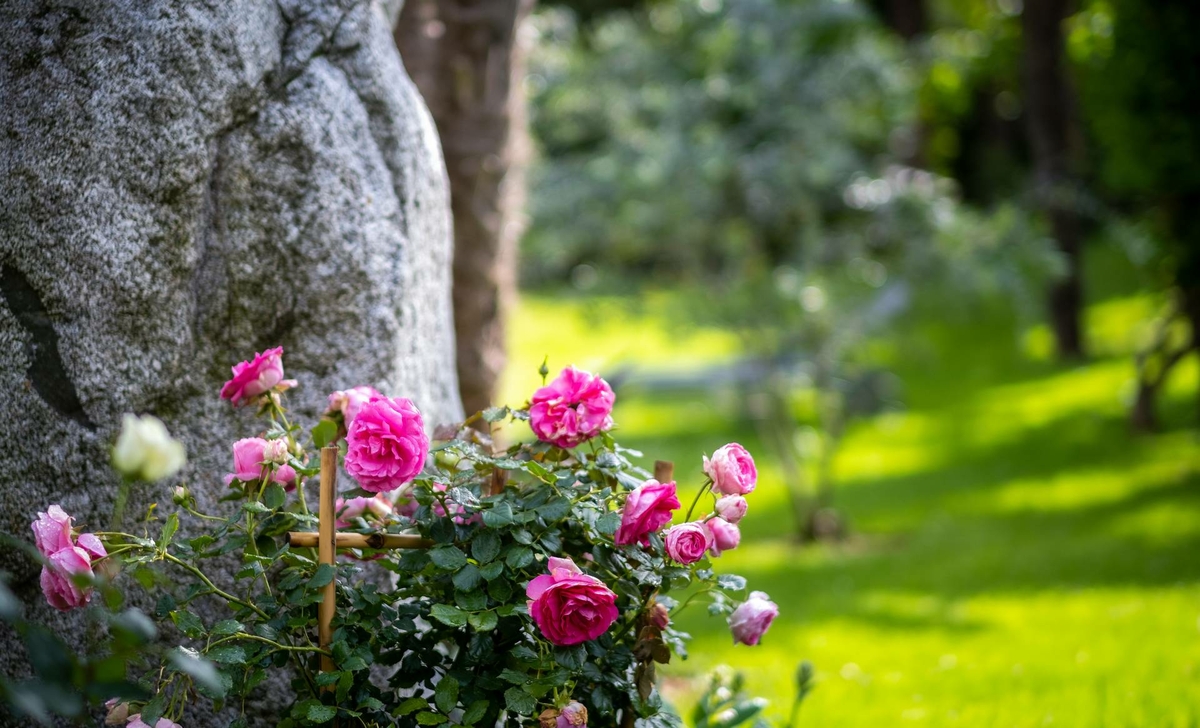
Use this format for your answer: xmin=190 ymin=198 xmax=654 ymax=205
xmin=10 ymin=352 xmax=778 ymax=728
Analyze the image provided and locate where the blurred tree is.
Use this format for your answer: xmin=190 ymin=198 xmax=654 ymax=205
xmin=395 ymin=0 xmax=535 ymax=415
xmin=1076 ymin=0 xmax=1200 ymax=429
xmin=1021 ymin=0 xmax=1086 ymax=360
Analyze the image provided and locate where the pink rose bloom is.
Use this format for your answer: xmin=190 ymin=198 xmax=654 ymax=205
xmin=708 ymin=517 xmax=741 ymax=556
xmin=557 ymin=701 xmax=588 ymax=728
xmin=40 ymin=545 xmax=95 ymax=611
xmin=704 ymin=443 xmax=757 ymax=495
xmin=32 ymin=505 xmax=74 ymax=556
xmin=335 ymin=494 xmax=394 ymax=528
xmin=714 ymin=494 xmax=748 ymax=523
xmin=344 ymin=396 xmax=428 ymax=493
xmin=127 ymin=716 xmax=182 ymax=728
xmin=529 ymin=366 xmax=615 ymax=449
xmin=614 ymin=479 xmax=680 ymax=546
xmin=729 ymin=591 xmax=779 ymax=646
xmin=224 ymin=438 xmax=297 ymax=491
xmin=219 ymin=347 xmax=285 ymax=407
xmin=526 ymin=556 xmax=619 ymax=646
xmin=327 ymin=386 xmax=382 ymax=426
xmin=648 ymin=602 xmax=670 ymax=630
xmin=664 ymin=521 xmax=713 ymax=564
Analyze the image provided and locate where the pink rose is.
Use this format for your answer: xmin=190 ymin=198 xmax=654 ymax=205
xmin=708 ymin=517 xmax=741 ymax=556
xmin=729 ymin=591 xmax=778 ymax=646
xmin=327 ymin=386 xmax=382 ymax=426
xmin=704 ymin=443 xmax=757 ymax=495
xmin=614 ymin=479 xmax=680 ymax=546
xmin=344 ymin=396 xmax=428 ymax=493
xmin=127 ymin=716 xmax=182 ymax=728
xmin=219 ymin=347 xmax=285 ymax=407
xmin=335 ymin=494 xmax=394 ymax=528
xmin=40 ymin=545 xmax=95 ymax=611
xmin=224 ymin=438 xmax=296 ymax=491
xmin=526 ymin=556 xmax=619 ymax=646
xmin=648 ymin=602 xmax=670 ymax=630
xmin=714 ymin=494 xmax=748 ymax=523
xmin=32 ymin=505 xmax=74 ymax=556
xmin=557 ymin=701 xmax=588 ymax=728
xmin=664 ymin=521 xmax=713 ymax=564
xmin=529 ymin=367 xmax=615 ymax=449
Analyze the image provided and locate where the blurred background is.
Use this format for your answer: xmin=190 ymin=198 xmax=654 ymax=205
xmin=395 ymin=0 xmax=1200 ymax=724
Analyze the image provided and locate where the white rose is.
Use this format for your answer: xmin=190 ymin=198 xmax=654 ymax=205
xmin=112 ymin=413 xmax=187 ymax=482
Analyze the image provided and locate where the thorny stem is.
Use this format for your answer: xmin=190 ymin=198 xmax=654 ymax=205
xmin=162 ymin=553 xmax=268 ymax=619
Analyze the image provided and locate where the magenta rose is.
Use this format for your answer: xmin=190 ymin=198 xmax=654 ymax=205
xmin=344 ymin=396 xmax=428 ymax=493
xmin=708 ymin=517 xmax=741 ymax=557
xmin=714 ymin=494 xmax=748 ymax=523
xmin=557 ymin=701 xmax=588 ymax=728
xmin=614 ymin=479 xmax=681 ymax=546
xmin=335 ymin=494 xmax=394 ymax=529
xmin=529 ymin=366 xmax=615 ymax=449
xmin=327 ymin=386 xmax=382 ymax=426
xmin=219 ymin=347 xmax=286 ymax=407
xmin=664 ymin=521 xmax=713 ymax=564
xmin=704 ymin=443 xmax=758 ymax=495
xmin=526 ymin=556 xmax=619 ymax=646
xmin=729 ymin=591 xmax=779 ymax=646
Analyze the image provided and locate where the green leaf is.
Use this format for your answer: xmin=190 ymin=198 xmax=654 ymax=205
xmin=159 ymin=514 xmax=179 ymax=549
xmin=504 ymin=687 xmax=536 ymax=715
xmin=596 ymin=512 xmax=622 ymax=535
xmin=499 ymin=668 xmax=529 ymax=684
xmin=417 ymin=712 xmax=449 ymax=725
xmin=453 ymin=564 xmax=482 ymax=591
xmin=467 ymin=610 xmax=498 ymax=632
xmin=434 ymin=675 xmax=460 ymax=713
xmin=471 ymin=530 xmax=502 ymax=564
xmin=554 ymin=644 xmax=587 ymax=670
xmin=210 ymin=619 xmax=244 ymax=637
xmin=456 ymin=589 xmax=487 ymax=611
xmin=307 ymin=704 xmax=338 ymax=723
xmin=263 ymin=483 xmax=286 ymax=510
xmin=168 ymin=647 xmax=225 ymax=698
xmin=312 ymin=419 xmax=339 ymax=449
xmin=397 ymin=697 xmax=428 ymax=716
xmin=717 ymin=574 xmax=747 ymax=591
xmin=462 ymin=700 xmax=489 ymax=726
xmin=482 ymin=501 xmax=515 ymax=527
xmin=242 ymin=501 xmax=271 ymax=514
xmin=307 ymin=563 xmax=336 ymax=589
xmin=481 ymin=406 xmax=509 ymax=423
xmin=480 ymin=561 xmax=505 ymax=581
xmin=207 ymin=646 xmax=246 ymax=665
xmin=535 ymin=496 xmax=571 ymax=521
xmin=526 ymin=460 xmax=555 ymax=483
xmin=429 ymin=545 xmax=468 ymax=571
xmin=170 ymin=609 xmax=205 ymax=638
xmin=429 ymin=604 xmax=468 ymax=627
xmin=505 ymin=545 xmax=534 ymax=569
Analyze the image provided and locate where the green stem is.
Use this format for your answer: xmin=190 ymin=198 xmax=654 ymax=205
xmin=163 ymin=553 xmax=268 ymax=619
xmin=209 ymin=632 xmax=329 ymax=655
xmin=683 ymin=477 xmax=714 ymax=522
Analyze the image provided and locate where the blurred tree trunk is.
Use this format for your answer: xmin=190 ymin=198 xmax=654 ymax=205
xmin=395 ymin=0 xmax=535 ymax=415
xmin=1022 ymin=0 xmax=1086 ymax=360
xmin=869 ymin=0 xmax=926 ymax=41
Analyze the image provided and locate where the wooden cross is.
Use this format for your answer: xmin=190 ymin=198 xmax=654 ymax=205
xmin=285 ymin=448 xmax=675 ymax=679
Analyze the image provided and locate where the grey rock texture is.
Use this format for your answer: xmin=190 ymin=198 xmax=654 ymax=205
xmin=0 ymin=0 xmax=461 ymax=721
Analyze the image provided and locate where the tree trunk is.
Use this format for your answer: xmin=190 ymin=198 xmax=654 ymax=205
xmin=1022 ymin=0 xmax=1086 ymax=360
xmin=395 ymin=0 xmax=535 ymax=416
xmin=0 ymin=1 xmax=461 ymax=723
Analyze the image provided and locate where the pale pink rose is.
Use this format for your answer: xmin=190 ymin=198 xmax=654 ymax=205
xmin=648 ymin=602 xmax=670 ymax=630
xmin=529 ymin=367 xmax=615 ymax=449
xmin=31 ymin=505 xmax=74 ymax=556
xmin=126 ymin=715 xmax=182 ymax=728
xmin=335 ymin=494 xmax=394 ymax=528
xmin=614 ymin=479 xmax=680 ymax=546
xmin=664 ymin=521 xmax=713 ymax=564
xmin=526 ymin=556 xmax=619 ymax=646
xmin=327 ymin=386 xmax=382 ymax=426
xmin=40 ymin=545 xmax=95 ymax=611
xmin=224 ymin=438 xmax=296 ymax=491
xmin=708 ymin=518 xmax=741 ymax=556
xmin=344 ymin=397 xmax=428 ymax=493
xmin=557 ymin=701 xmax=588 ymax=728
xmin=76 ymin=532 xmax=108 ymax=562
xmin=729 ymin=591 xmax=778 ymax=646
xmin=714 ymin=494 xmax=748 ymax=523
xmin=219 ymin=347 xmax=285 ymax=407
xmin=264 ymin=438 xmax=290 ymax=465
xmin=704 ymin=443 xmax=757 ymax=495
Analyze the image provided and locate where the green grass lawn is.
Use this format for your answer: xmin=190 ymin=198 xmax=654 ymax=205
xmin=502 ymin=267 xmax=1200 ymax=726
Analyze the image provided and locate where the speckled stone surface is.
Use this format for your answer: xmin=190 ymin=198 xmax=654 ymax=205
xmin=0 ymin=1 xmax=460 ymax=722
